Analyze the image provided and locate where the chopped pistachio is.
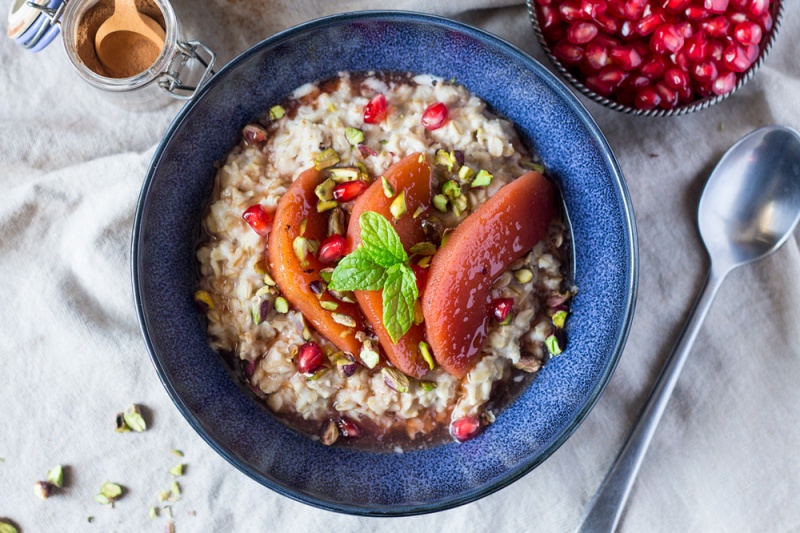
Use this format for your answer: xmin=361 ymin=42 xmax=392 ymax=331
xmin=274 ymin=297 xmax=289 ymax=314
xmin=254 ymin=285 xmax=272 ymax=298
xmin=314 ymin=148 xmax=340 ymax=170
xmin=390 ymin=191 xmax=407 ymax=220
xmin=293 ymin=236 xmax=310 ymax=265
xmin=263 ymin=273 xmax=277 ymax=286
xmin=251 ymin=297 xmax=270 ymax=325
xmin=299 ymin=218 xmax=308 ymax=237
xmin=170 ymin=449 xmax=184 ymax=457
xmin=149 ymin=506 xmax=159 ymax=519
xmin=435 ymin=149 xmax=456 ymax=171
xmin=193 ymin=290 xmax=214 ymax=312
xmin=545 ymin=334 xmax=563 ymax=356
xmin=416 ymin=255 xmax=432 ymax=268
xmin=451 ymin=195 xmax=468 ymax=217
xmin=47 ymin=464 xmax=64 ymax=488
xmin=440 ymin=228 xmax=453 ymax=247
xmin=328 ymin=207 xmax=345 ymax=236
xmin=412 ymin=205 xmax=425 ymax=219
xmin=345 ymin=127 xmax=365 ymax=145
xmin=94 ymin=493 xmax=112 ymax=506
xmin=499 ymin=311 xmax=514 ymax=326
xmin=169 ymin=464 xmax=184 ymax=477
xmin=381 ymin=368 xmax=410 ymax=393
xmin=328 ymin=103 xmax=336 ymax=112
xmin=158 ymin=490 xmax=171 ymax=502
xmin=418 ymin=341 xmax=435 ymax=370
xmin=0 ymin=522 xmax=18 ymax=533
xmin=355 ymin=162 xmax=370 ymax=180
xmin=471 ymin=169 xmax=493 ymax=188
xmin=314 ymin=178 xmax=336 ymax=202
xmin=381 ymin=176 xmax=395 ymax=198
xmin=123 ymin=404 xmax=147 ymax=432
xmin=514 ymin=268 xmax=534 ymax=284
xmin=34 ymin=481 xmax=52 ymax=500
xmin=308 ymin=280 xmax=326 ymax=297
xmin=420 ymin=381 xmax=438 ymax=391
xmin=329 ymin=288 xmax=356 ymax=303
xmin=302 ymin=326 xmax=312 ymax=341
xmin=552 ymin=310 xmax=568 ymax=329
xmin=442 ymin=180 xmax=461 ymax=200
xmin=331 ymin=313 xmax=356 ymax=327
xmin=319 ymin=268 xmax=334 ymax=284
xmin=418 ymin=153 xmax=425 ymax=164
xmin=269 ymin=105 xmax=285 ymax=120
xmin=100 ymin=482 xmax=123 ymax=500
xmin=413 ymin=299 xmax=424 ymax=325
xmin=360 ymin=340 xmax=380 ymax=369
xmin=521 ymin=161 xmax=545 ymax=173
xmin=320 ymin=301 xmax=339 ymax=311
xmin=458 ymin=165 xmax=475 ymax=182
xmin=316 ymin=199 xmax=339 ymax=213
xmin=328 ymin=167 xmax=361 ymax=182
xmin=305 ymin=368 xmax=329 ymax=382
xmin=410 ymin=242 xmax=437 ymax=256
xmin=306 ymin=238 xmax=320 ymax=256
xmin=321 ymin=419 xmax=340 ymax=446
xmin=171 ymin=480 xmax=181 ymax=497
xmin=432 ymin=194 xmax=449 ymax=213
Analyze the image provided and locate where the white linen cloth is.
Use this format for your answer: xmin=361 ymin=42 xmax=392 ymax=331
xmin=1 ymin=1 xmax=799 ymax=531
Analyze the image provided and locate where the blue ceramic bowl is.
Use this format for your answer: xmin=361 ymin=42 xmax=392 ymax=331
xmin=132 ymin=11 xmax=638 ymax=516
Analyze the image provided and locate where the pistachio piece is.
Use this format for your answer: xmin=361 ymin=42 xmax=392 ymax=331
xmin=499 ymin=310 xmax=514 ymax=326
xmin=390 ymin=190 xmax=407 ymax=220
xmin=552 ymin=310 xmax=568 ymax=329
xmin=416 ymin=255 xmax=432 ymax=268
xmin=412 ymin=205 xmax=425 ymax=219
xmin=321 ymin=419 xmax=341 ymax=446
xmin=193 ymin=290 xmax=214 ymax=313
xmin=170 ymin=450 xmax=184 ymax=457
xmin=263 ymin=273 xmax=277 ymax=286
xmin=171 ymin=480 xmax=181 ymax=497
xmin=319 ymin=268 xmax=334 ymax=284
xmin=94 ymin=493 xmax=112 ymax=506
xmin=521 ymin=161 xmax=545 ymax=173
xmin=435 ymin=149 xmax=456 ymax=172
xmin=305 ymin=368 xmax=329 ymax=382
xmin=470 ymin=169 xmax=493 ymax=188
xmin=251 ymin=297 xmax=271 ymax=325
xmin=314 ymin=148 xmax=340 ymax=170
xmin=314 ymin=178 xmax=336 ymax=202
xmin=359 ymin=340 xmax=380 ymax=369
xmin=123 ymin=404 xmax=147 ymax=432
xmin=0 ymin=521 xmax=19 ymax=533
xmin=514 ymin=268 xmax=534 ymax=284
xmin=320 ymin=300 xmax=339 ymax=311
xmin=47 ymin=464 xmax=64 ymax=488
xmin=432 ymin=194 xmax=448 ymax=213
xmin=158 ymin=490 xmax=171 ymax=502
xmin=451 ymin=195 xmax=468 ymax=217
xmin=169 ymin=464 xmax=184 ymax=477
xmin=316 ymin=199 xmax=339 ymax=213
xmin=269 ymin=105 xmax=285 ymax=120
xmin=440 ymin=228 xmax=453 ymax=248
xmin=413 ymin=299 xmax=424 ymax=325
xmin=331 ymin=312 xmax=356 ymax=327
xmin=545 ymin=334 xmax=563 ymax=356
xmin=381 ymin=176 xmax=395 ymax=198
xmin=115 ymin=412 xmax=130 ymax=432
xmin=293 ymin=236 xmax=310 ymax=266
xmin=149 ymin=506 xmax=159 ymax=519
xmin=328 ymin=288 xmax=356 ymax=303
xmin=409 ymin=242 xmax=437 ymax=256
xmin=274 ymin=297 xmax=289 ymax=314
xmin=345 ymin=127 xmax=365 ymax=145
xmin=418 ymin=341 xmax=435 ymax=370
xmin=100 ymin=482 xmax=123 ymax=500
xmin=420 ymin=381 xmax=438 ymax=391
xmin=458 ymin=165 xmax=475 ymax=182
xmin=334 ymin=352 xmax=358 ymax=378
xmin=34 ymin=481 xmax=52 ymax=500
xmin=381 ymin=368 xmax=410 ymax=393
xmin=356 ymin=162 xmax=370 ymax=180
xmin=328 ymin=167 xmax=361 ymax=182
xmin=328 ymin=207 xmax=346 ymax=236
xmin=254 ymin=285 xmax=272 ymax=298
xmin=441 ymin=180 xmax=461 ymax=200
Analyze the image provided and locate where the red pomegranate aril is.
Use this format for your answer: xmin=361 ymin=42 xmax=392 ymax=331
xmin=734 ymin=21 xmax=762 ymax=46
xmin=622 ymin=0 xmax=647 ymax=20
xmin=712 ymin=69 xmax=737 ymax=95
xmin=337 ymin=417 xmax=361 ymax=438
xmin=692 ymin=59 xmax=719 ymax=82
xmin=554 ymin=41 xmax=585 ymax=64
xmin=450 ymin=416 xmax=482 ymax=443
xmin=245 ymin=359 xmax=257 ymax=377
xmin=598 ymin=65 xmax=627 ymax=87
xmin=363 ymin=94 xmax=387 ymax=124
xmin=677 ymin=21 xmax=694 ymax=40
xmin=411 ymin=263 xmax=429 ymax=294
xmin=609 ymin=45 xmax=643 ymax=71
xmin=580 ymin=0 xmax=607 ymax=18
xmin=730 ymin=0 xmax=748 ymax=8
xmin=662 ymin=0 xmax=691 ymax=13
xmin=672 ymin=49 xmax=691 ymax=71
xmin=634 ymin=86 xmax=662 ymax=110
xmin=594 ymin=13 xmax=621 ymax=33
xmin=758 ymin=11 xmax=773 ymax=32
xmin=677 ymin=84 xmax=695 ymax=103
xmin=744 ymin=44 xmax=759 ymax=63
xmin=706 ymin=39 xmax=725 ymax=61
xmin=333 ymin=180 xmax=368 ymax=202
xmin=664 ymin=67 xmax=690 ymax=90
xmin=242 ymin=205 xmax=273 ymax=236
xmin=700 ymin=16 xmax=731 ymax=38
xmin=704 ymin=0 xmax=730 ymax=14
xmin=318 ymin=234 xmax=348 ymax=264
xmin=297 ymin=342 xmax=325 ymax=374
xmin=585 ymin=75 xmax=615 ymax=96
xmin=585 ymin=42 xmax=611 ymax=70
xmin=640 ymin=56 xmax=667 ymax=78
xmin=421 ymin=102 xmax=448 ymax=130
xmin=636 ymin=13 xmax=665 ymax=35
xmin=684 ymin=32 xmax=708 ymax=62
xmin=357 ymin=144 xmax=377 ymax=158
xmin=685 ymin=6 xmax=709 ymax=21
xmin=695 ymin=80 xmax=714 ymax=97
xmin=723 ymin=43 xmax=752 ymax=72
xmin=728 ymin=12 xmax=748 ymax=25
xmin=626 ymin=74 xmax=652 ymax=89
xmin=594 ymin=34 xmax=621 ymax=48
xmin=748 ymin=0 xmax=769 ymax=18
xmin=651 ymin=24 xmax=685 ymax=54
xmin=537 ymin=0 xmax=553 ymax=4
xmin=654 ymin=82 xmax=679 ymax=108
xmin=243 ymin=124 xmax=268 ymax=145
xmin=539 ymin=5 xmax=560 ymax=32
xmin=619 ymin=20 xmax=636 ymax=40
xmin=568 ymin=21 xmax=599 ymax=44
xmin=491 ymin=298 xmax=514 ymax=323
xmin=559 ymin=1 xmax=584 ymax=22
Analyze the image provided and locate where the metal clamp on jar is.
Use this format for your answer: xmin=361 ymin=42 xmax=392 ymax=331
xmin=7 ymin=0 xmax=215 ymax=110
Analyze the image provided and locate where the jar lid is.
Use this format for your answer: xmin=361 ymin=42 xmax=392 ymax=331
xmin=7 ymin=0 xmax=63 ymax=51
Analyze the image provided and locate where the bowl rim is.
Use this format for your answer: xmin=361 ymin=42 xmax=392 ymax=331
xmin=131 ymin=9 xmax=639 ymax=516
xmin=525 ymin=0 xmax=785 ymax=117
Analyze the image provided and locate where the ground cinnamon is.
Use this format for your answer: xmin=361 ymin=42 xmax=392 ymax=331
xmin=75 ymin=0 xmax=165 ymax=78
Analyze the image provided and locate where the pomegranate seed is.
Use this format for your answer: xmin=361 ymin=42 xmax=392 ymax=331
xmin=677 ymin=84 xmax=695 ymax=103
xmin=357 ymin=144 xmax=377 ymax=158
xmin=734 ymin=21 xmax=762 ymax=46
xmin=553 ymin=41 xmax=585 ymax=64
xmin=609 ymin=45 xmax=643 ymax=70
xmin=672 ymin=49 xmax=691 ymax=71
xmin=654 ymin=82 xmax=679 ymax=108
xmin=594 ymin=13 xmax=621 ymax=33
xmin=333 ymin=180 xmax=368 ymax=202
xmin=619 ymin=20 xmax=636 ymax=39
xmin=744 ymin=44 xmax=760 ymax=63
xmin=559 ymin=1 xmax=585 ymax=22
xmin=450 ymin=416 xmax=482 ymax=442
xmin=712 ymin=69 xmax=737 ymax=95
xmin=684 ymin=32 xmax=708 ymax=62
xmin=580 ymin=0 xmax=607 ymax=18
xmin=421 ymin=102 xmax=448 ymax=130
xmin=585 ymin=75 xmax=615 ymax=96
xmin=685 ymin=6 xmax=709 ymax=21
xmin=243 ymin=124 xmax=267 ymax=145
xmin=297 ymin=342 xmax=324 ymax=374
xmin=695 ymin=80 xmax=714 ymax=97
xmin=317 ymin=234 xmax=348 ymax=264
xmin=625 ymin=74 xmax=651 ymax=89
xmin=585 ymin=42 xmax=611 ymax=70
xmin=700 ymin=16 xmax=730 ymax=38
xmin=664 ymin=67 xmax=690 ymax=90
xmin=598 ymin=65 xmax=628 ymax=86
xmin=568 ymin=21 xmax=599 ymax=44
xmin=728 ymin=12 xmax=748 ymax=25
xmin=622 ymin=0 xmax=646 ymax=20
xmin=538 ymin=5 xmax=560 ymax=32
xmin=606 ymin=0 xmax=626 ymax=18
xmin=411 ymin=263 xmax=429 ymax=294
xmin=758 ymin=11 xmax=773 ymax=32
xmin=337 ymin=417 xmax=361 ymax=438
xmin=594 ymin=34 xmax=621 ymax=48
xmin=707 ymin=39 xmax=725 ymax=61
xmin=636 ymin=13 xmax=665 ymax=35
xmin=748 ymin=0 xmax=769 ymax=18
xmin=363 ymin=94 xmax=387 ymax=124
xmin=704 ymin=0 xmax=730 ymax=14
xmin=662 ymin=0 xmax=691 ymax=13
xmin=242 ymin=205 xmax=273 ymax=236
xmin=692 ymin=59 xmax=719 ymax=82
xmin=634 ymin=86 xmax=662 ymax=110
xmin=651 ymin=24 xmax=685 ymax=54
xmin=640 ymin=56 xmax=667 ymax=78
xmin=723 ymin=43 xmax=753 ymax=72
xmin=676 ymin=21 xmax=694 ymax=40
xmin=730 ymin=0 xmax=748 ymax=8
xmin=245 ymin=359 xmax=256 ymax=377
xmin=490 ymin=298 xmax=514 ymax=323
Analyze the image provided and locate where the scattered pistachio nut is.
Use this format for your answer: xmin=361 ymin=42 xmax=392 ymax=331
xmin=328 ymin=207 xmax=346 ymax=236
xmin=514 ymin=268 xmax=533 ymax=284
xmin=451 ymin=195 xmax=468 ymax=217
xmin=418 ymin=341 xmax=435 ymax=370
xmin=331 ymin=312 xmax=356 ymax=327
xmin=170 ymin=449 xmax=184 ymax=457
xmin=521 ymin=161 xmax=545 ymax=173
xmin=432 ymin=194 xmax=448 ymax=213
xmin=171 ymin=480 xmax=181 ymax=497
xmin=293 ymin=236 xmax=310 ymax=265
xmin=552 ymin=310 xmax=568 ymax=329
xmin=100 ymin=482 xmax=123 ymax=500
xmin=320 ymin=300 xmax=339 ymax=311
xmin=158 ymin=490 xmax=171 ymax=502
xmin=47 ymin=464 xmax=64 ymax=488
xmin=263 ymin=273 xmax=277 ymax=286
xmin=314 ymin=148 xmax=340 ymax=170
xmin=409 ymin=242 xmax=436 ymax=256
xmin=390 ymin=190 xmax=407 ymax=220
xmin=269 ymin=105 xmax=286 ymax=120
xmin=435 ymin=149 xmax=456 ymax=171
xmin=442 ymin=180 xmax=461 ymax=200
xmin=416 ymin=255 xmax=432 ymax=268
xmin=413 ymin=299 xmax=424 ymax=325
xmin=412 ymin=205 xmax=425 ymax=219
xmin=319 ymin=268 xmax=334 ymax=284
xmin=193 ymin=289 xmax=214 ymax=312
xmin=122 ymin=404 xmax=147 ymax=433
xmin=317 ymin=199 xmax=338 ymax=213
xmin=169 ymin=464 xmax=184 ymax=477
xmin=34 ymin=480 xmax=52 ymax=500
xmin=251 ymin=297 xmax=271 ymax=325
xmin=381 ymin=368 xmax=410 ymax=393
xmin=420 ymin=381 xmax=438 ymax=391
xmin=545 ymin=334 xmax=563 ymax=356
xmin=0 ymin=521 xmax=19 ymax=533
xmin=458 ymin=165 xmax=474 ymax=182
xmin=345 ymin=127 xmax=365 ymax=145
xmin=94 ymin=493 xmax=112 ymax=506
xmin=359 ymin=340 xmax=380 ymax=369
xmin=440 ymin=228 xmax=453 ymax=247
xmin=381 ymin=176 xmax=395 ymax=198
xmin=314 ymin=178 xmax=336 ymax=202
xmin=149 ymin=506 xmax=159 ymax=519
xmin=328 ymin=288 xmax=356 ymax=303
xmin=471 ymin=169 xmax=493 ymax=188
xmin=321 ymin=419 xmax=340 ymax=446
xmin=329 ymin=167 xmax=361 ymax=182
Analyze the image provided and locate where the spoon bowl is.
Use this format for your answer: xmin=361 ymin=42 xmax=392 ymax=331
xmin=94 ymin=0 xmax=165 ymax=76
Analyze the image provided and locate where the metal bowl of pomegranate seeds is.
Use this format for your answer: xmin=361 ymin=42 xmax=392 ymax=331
xmin=527 ymin=0 xmax=784 ymax=116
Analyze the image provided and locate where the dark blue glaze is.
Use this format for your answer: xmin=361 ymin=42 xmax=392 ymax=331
xmin=132 ymin=11 xmax=638 ymax=516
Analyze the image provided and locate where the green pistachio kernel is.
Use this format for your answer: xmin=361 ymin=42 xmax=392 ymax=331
xmin=440 ymin=228 xmax=453 ymax=248
xmin=331 ymin=313 xmax=356 ymax=327
xmin=171 ymin=480 xmax=181 ymax=496
xmin=409 ymin=242 xmax=437 ymax=256
xmin=328 ymin=167 xmax=361 ymax=182
xmin=319 ymin=268 xmax=334 ymax=284
xmin=381 ymin=176 xmax=395 ymax=198
xmin=499 ymin=310 xmax=514 ymax=326
xmin=552 ymin=310 xmax=568 ymax=329
xmin=316 ymin=199 xmax=339 ymax=213
xmin=381 ymin=368 xmax=410 ymax=393
xmin=158 ymin=490 xmax=171 ymax=502
xmin=293 ymin=236 xmax=310 ymax=265
xmin=435 ymin=149 xmax=456 ymax=172
xmin=412 ymin=205 xmax=425 ymax=219
xmin=193 ymin=290 xmax=214 ymax=312
xmin=442 ymin=180 xmax=461 ymax=200
xmin=169 ymin=464 xmax=184 ymax=477
xmin=149 ymin=507 xmax=159 ymax=519
xmin=471 ymin=169 xmax=493 ymax=188
xmin=418 ymin=341 xmax=434 ymax=370
xmin=359 ymin=340 xmax=380 ymax=369
xmin=94 ymin=493 xmax=112 ymax=506
xmin=123 ymin=405 xmax=146 ymax=432
xmin=315 ymin=178 xmax=336 ymax=202
xmin=100 ymin=482 xmax=123 ymax=500
xmin=416 ymin=255 xmax=432 ymax=268
xmin=314 ymin=148 xmax=340 ymax=170
xmin=320 ymin=301 xmax=339 ymax=311
xmin=269 ymin=105 xmax=285 ymax=120
xmin=274 ymin=297 xmax=289 ymax=314
xmin=451 ymin=195 xmax=468 ymax=217
xmin=263 ymin=273 xmax=277 ymax=286
xmin=514 ymin=268 xmax=534 ymax=284
xmin=390 ymin=191 xmax=407 ymax=220
xmin=458 ymin=165 xmax=475 ymax=182
xmin=432 ymin=194 xmax=449 ymax=213
xmin=420 ymin=381 xmax=438 ymax=391
xmin=413 ymin=300 xmax=424 ymax=325
xmin=545 ymin=334 xmax=563 ymax=356
xmin=345 ymin=127 xmax=365 ymax=145
xmin=170 ymin=449 xmax=184 ymax=457
xmin=47 ymin=465 xmax=64 ymax=488
xmin=0 ymin=522 xmax=19 ymax=533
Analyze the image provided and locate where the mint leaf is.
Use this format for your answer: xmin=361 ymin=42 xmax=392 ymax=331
xmin=360 ymin=211 xmax=408 ymax=267
xmin=382 ymin=264 xmax=418 ymax=343
xmin=329 ymin=247 xmax=386 ymax=291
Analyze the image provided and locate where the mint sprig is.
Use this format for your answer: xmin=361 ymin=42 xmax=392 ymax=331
xmin=330 ymin=212 xmax=419 ymax=343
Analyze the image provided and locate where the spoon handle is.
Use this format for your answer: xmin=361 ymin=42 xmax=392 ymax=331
xmin=576 ymin=268 xmax=726 ymax=533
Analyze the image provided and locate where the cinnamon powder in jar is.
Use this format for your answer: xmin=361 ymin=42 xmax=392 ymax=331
xmin=75 ymin=0 xmax=166 ymax=78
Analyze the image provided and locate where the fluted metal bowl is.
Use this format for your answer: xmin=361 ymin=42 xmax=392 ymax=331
xmin=527 ymin=0 xmax=784 ymax=117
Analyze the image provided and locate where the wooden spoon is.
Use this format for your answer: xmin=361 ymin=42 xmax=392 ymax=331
xmin=94 ymin=0 xmax=165 ymax=75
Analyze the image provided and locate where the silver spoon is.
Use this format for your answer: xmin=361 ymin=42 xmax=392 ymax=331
xmin=577 ymin=126 xmax=800 ymax=533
